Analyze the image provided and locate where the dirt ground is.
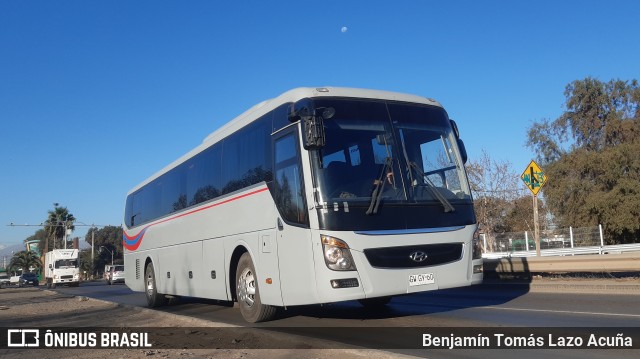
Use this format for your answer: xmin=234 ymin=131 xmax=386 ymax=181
xmin=0 ymin=287 xmax=409 ymax=359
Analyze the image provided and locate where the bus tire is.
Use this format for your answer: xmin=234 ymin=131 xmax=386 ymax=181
xmin=145 ymin=262 xmax=167 ymax=308
xmin=236 ymin=253 xmax=276 ymax=323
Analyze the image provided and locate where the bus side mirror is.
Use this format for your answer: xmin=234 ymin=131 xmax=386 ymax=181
xmin=290 ymin=106 xmax=329 ymax=150
xmin=457 ymin=138 xmax=468 ymax=164
xmin=303 ymin=115 xmax=325 ymax=150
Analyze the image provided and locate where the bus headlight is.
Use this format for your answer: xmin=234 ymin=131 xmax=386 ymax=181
xmin=321 ymin=235 xmax=357 ymax=271
xmin=472 ymin=227 xmax=482 ymax=260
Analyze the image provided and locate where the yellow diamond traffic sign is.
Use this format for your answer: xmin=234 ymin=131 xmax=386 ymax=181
xmin=521 ymin=160 xmax=547 ymax=196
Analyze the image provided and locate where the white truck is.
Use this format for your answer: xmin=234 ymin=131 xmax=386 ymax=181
xmin=44 ymin=249 xmax=80 ymax=288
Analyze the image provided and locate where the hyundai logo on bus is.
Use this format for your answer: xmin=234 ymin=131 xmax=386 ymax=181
xmin=409 ymin=251 xmax=428 ymax=262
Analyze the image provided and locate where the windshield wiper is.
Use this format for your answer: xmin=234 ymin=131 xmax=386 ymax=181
xmin=397 ymin=128 xmax=454 ymax=213
xmin=407 ymin=162 xmax=456 ymax=213
xmin=366 ymin=157 xmax=393 ymax=215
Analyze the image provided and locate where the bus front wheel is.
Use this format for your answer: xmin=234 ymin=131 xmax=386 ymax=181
xmin=236 ymin=253 xmax=276 ymax=323
xmin=145 ymin=262 xmax=167 ymax=308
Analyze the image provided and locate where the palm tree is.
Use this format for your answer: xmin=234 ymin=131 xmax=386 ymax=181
xmin=9 ymin=251 xmax=42 ymax=273
xmin=43 ymin=205 xmax=76 ymax=253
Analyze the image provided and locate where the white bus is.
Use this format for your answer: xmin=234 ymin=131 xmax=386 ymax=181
xmin=123 ymin=87 xmax=483 ymax=322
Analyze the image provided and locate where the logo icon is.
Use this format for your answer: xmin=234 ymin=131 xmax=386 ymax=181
xmin=409 ymin=251 xmax=428 ymax=263
xmin=7 ymin=329 xmax=39 ymax=347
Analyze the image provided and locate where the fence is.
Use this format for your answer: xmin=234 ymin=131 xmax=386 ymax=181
xmin=481 ymin=225 xmax=640 ymax=258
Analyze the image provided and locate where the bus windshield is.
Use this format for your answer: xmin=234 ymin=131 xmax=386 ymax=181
xmin=309 ymin=98 xmax=474 ymax=230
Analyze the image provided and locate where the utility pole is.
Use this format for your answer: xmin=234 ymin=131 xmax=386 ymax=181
xmin=533 ymin=193 xmax=541 ymax=256
xmin=91 ymin=229 xmax=95 ymax=265
xmin=63 ymin=223 xmax=68 ymax=250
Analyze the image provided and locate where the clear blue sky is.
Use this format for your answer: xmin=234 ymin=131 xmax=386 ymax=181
xmin=1 ymin=1 xmax=639 ymax=246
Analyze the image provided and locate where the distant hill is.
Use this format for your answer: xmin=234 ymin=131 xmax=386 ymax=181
xmin=0 ymin=243 xmax=27 ymax=269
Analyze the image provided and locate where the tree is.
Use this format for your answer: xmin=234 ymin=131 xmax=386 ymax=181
xmin=43 ymin=205 xmax=76 ymax=253
xmin=9 ymin=251 xmax=42 ymax=274
xmin=466 ymin=149 xmax=552 ymax=252
xmin=527 ymin=78 xmax=640 ymax=243
xmin=502 ymin=196 xmax=549 ymax=234
xmin=466 ymin=150 xmax=530 ymax=250
xmin=78 ymin=249 xmax=93 ymax=279
xmin=466 ymin=150 xmax=522 ymax=225
xmin=85 ymin=226 xmax=123 ymax=274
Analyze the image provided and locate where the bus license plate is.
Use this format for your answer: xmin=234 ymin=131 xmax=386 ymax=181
xmin=409 ymin=273 xmax=435 ymax=287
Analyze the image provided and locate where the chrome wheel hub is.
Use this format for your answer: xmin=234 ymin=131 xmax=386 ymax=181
xmin=146 ymin=273 xmax=154 ymax=296
xmin=237 ymin=267 xmax=256 ymax=307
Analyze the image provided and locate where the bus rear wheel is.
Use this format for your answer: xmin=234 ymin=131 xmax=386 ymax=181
xmin=236 ymin=253 xmax=276 ymax=323
xmin=145 ymin=262 xmax=167 ymax=308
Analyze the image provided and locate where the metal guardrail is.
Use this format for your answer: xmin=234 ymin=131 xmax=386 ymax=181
xmin=483 ymin=243 xmax=640 ymax=259
xmin=481 ymin=225 xmax=612 ymax=257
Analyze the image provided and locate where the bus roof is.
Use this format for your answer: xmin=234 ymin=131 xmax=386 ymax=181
xmin=127 ymin=87 xmax=443 ymax=195
xmin=202 ymin=87 xmax=442 ymax=145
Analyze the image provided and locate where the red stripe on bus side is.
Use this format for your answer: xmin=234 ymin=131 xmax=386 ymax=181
xmin=123 ymin=186 xmax=270 ymax=249
xmin=155 ymin=186 xmax=270 ymax=226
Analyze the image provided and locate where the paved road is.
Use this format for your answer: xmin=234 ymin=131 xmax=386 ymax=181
xmin=50 ymin=281 xmax=640 ymax=358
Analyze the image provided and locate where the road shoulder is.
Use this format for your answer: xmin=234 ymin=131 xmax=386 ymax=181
xmin=0 ymin=287 xmax=409 ymax=359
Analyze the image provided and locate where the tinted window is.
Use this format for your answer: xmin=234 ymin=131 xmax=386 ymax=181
xmin=272 ymin=104 xmax=291 ymax=132
xmin=125 ymin=113 xmax=274 ymax=228
xmin=273 ymin=133 xmax=308 ymax=226
xmin=187 ymin=144 xmax=222 ymax=206
xmin=221 ymin=116 xmax=272 ymax=194
xmin=322 ymin=149 xmax=346 ymax=168
xmin=129 ymin=184 xmax=160 ymax=226
xmin=158 ymin=165 xmax=187 ymax=214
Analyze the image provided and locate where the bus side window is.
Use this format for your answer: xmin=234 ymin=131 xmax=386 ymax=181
xmin=273 ymin=133 xmax=309 ymax=226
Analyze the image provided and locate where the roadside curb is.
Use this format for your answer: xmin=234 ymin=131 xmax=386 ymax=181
xmin=482 ymin=279 xmax=640 ymax=294
xmin=483 ymin=252 xmax=640 ymax=274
